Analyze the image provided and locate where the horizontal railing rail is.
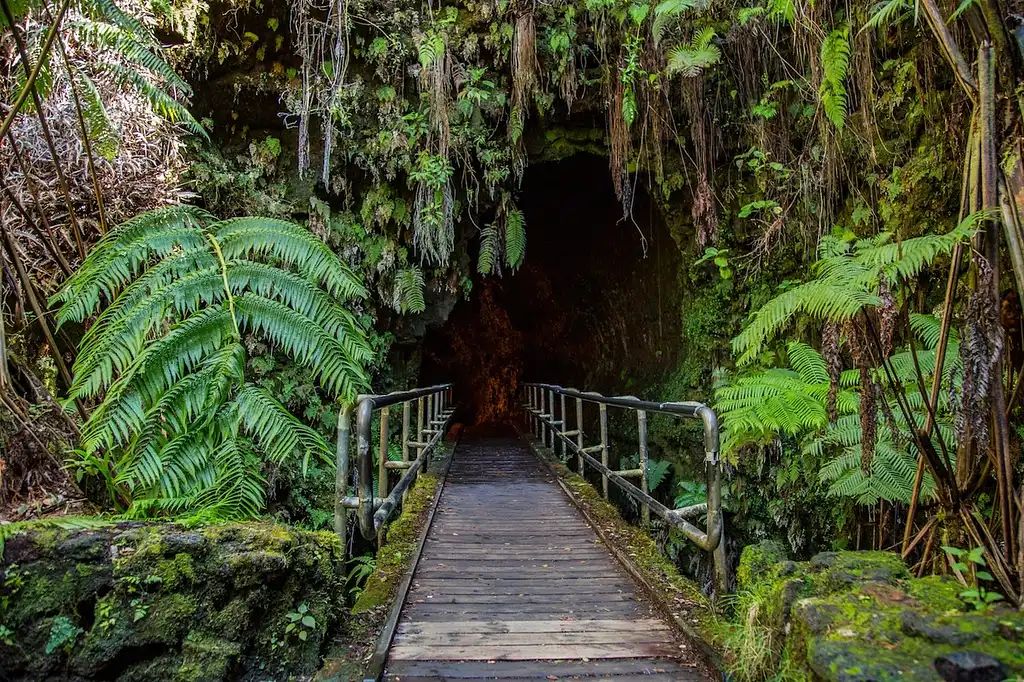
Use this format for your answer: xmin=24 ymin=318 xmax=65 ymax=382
xmin=335 ymin=384 xmax=454 ymax=554
xmin=522 ymin=382 xmax=728 ymax=594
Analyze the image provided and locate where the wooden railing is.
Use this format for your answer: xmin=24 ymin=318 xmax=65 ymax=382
xmin=334 ymin=384 xmax=454 ymax=554
xmin=523 ymin=383 xmax=728 ymax=594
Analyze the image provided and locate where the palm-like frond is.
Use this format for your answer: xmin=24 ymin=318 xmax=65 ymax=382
xmin=733 ymin=214 xmax=981 ymax=365
xmin=665 ymin=27 xmax=721 ymax=78
xmin=57 ymin=207 xmax=372 ymax=521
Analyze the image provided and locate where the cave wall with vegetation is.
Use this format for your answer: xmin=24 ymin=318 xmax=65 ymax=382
xmin=5 ymin=0 xmax=1024 ymax=668
xmin=151 ymin=0 xmax=981 ymax=557
xmin=0 ymin=522 xmax=347 ymax=681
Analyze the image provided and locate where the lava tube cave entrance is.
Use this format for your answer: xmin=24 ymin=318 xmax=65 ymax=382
xmin=420 ymin=153 xmax=682 ymax=424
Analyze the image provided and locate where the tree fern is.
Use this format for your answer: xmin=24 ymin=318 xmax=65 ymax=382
xmin=54 ymin=207 xmax=372 ymax=521
xmin=733 ymin=215 xmax=981 ymax=365
xmin=720 ymin=320 xmax=958 ymax=505
xmin=819 ymin=27 xmax=850 ymax=131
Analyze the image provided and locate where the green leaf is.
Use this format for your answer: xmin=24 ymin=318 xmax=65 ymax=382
xmin=301 ymin=615 xmax=316 ymax=628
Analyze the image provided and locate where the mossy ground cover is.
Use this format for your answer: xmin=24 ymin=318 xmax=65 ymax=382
xmin=721 ymin=541 xmax=1024 ymax=682
xmin=0 ymin=521 xmax=346 ymax=681
xmin=317 ymin=447 xmax=449 ymax=680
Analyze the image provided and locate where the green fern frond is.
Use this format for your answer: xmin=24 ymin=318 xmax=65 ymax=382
xmin=58 ymin=207 xmax=373 ymax=522
xmin=861 ymin=0 xmax=911 ymax=31
xmin=73 ymin=69 xmax=120 ymax=160
xmin=505 ymin=209 xmax=527 ymax=270
xmin=73 ymin=19 xmax=191 ymax=94
xmin=100 ymin=62 xmax=207 ymax=139
xmin=478 ymin=224 xmax=500 ymax=275
xmin=214 ymin=218 xmax=367 ymax=300
xmin=393 ymin=267 xmax=426 ymax=314
xmin=819 ymin=27 xmax=850 ymax=131
xmin=666 ymin=28 xmax=721 ymax=77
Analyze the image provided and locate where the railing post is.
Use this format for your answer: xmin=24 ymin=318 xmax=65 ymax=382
xmin=575 ymin=397 xmax=584 ymax=475
xmin=417 ymin=396 xmax=425 ymax=456
xmin=356 ymin=398 xmax=375 ymax=538
xmin=599 ymin=403 xmax=609 ymax=499
xmin=378 ymin=406 xmax=390 ymax=509
xmin=334 ymin=404 xmax=352 ymax=559
xmin=637 ymin=409 xmax=649 ymax=527
xmin=539 ymin=389 xmax=546 ymax=444
xmin=547 ymin=389 xmax=555 ymax=449
xmin=559 ymin=392 xmax=567 ymax=460
xmin=425 ymin=393 xmax=434 ymax=472
xmin=402 ymin=401 xmax=411 ymax=506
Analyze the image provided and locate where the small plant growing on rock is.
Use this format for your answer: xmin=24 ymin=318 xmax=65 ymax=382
xmin=284 ymin=603 xmax=316 ymax=641
xmin=942 ymin=545 xmax=1004 ymax=611
xmin=346 ymin=553 xmax=377 ymax=598
xmin=44 ymin=616 xmax=82 ymax=655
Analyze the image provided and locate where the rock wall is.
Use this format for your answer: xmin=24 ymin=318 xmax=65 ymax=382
xmin=723 ymin=542 xmax=1024 ymax=682
xmin=0 ymin=522 xmax=345 ymax=681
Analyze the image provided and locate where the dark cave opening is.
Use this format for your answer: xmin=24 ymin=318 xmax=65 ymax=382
xmin=420 ymin=154 xmax=682 ymax=424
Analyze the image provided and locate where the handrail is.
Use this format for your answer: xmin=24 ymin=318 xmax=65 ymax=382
xmin=335 ymin=383 xmax=454 ymax=554
xmin=522 ymin=382 xmax=728 ymax=594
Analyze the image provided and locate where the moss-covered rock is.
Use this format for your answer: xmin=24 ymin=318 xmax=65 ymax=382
xmin=721 ymin=545 xmax=1024 ymax=682
xmin=0 ymin=521 xmax=345 ymax=681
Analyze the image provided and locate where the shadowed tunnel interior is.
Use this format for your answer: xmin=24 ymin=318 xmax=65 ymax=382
xmin=420 ymin=154 xmax=682 ymax=424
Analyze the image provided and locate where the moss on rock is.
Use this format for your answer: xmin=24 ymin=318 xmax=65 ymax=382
xmin=0 ymin=521 xmax=345 ymax=681
xmin=721 ymin=544 xmax=1024 ymax=681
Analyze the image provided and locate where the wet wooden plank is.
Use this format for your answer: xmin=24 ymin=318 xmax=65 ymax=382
xmin=383 ymin=430 xmax=709 ymax=680
xmin=387 ymin=642 xmax=682 ymax=661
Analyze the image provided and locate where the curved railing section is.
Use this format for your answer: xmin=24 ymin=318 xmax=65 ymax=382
xmin=522 ymin=383 xmax=728 ymax=594
xmin=334 ymin=384 xmax=455 ymax=553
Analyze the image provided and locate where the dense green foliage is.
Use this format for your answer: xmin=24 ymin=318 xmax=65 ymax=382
xmin=53 ymin=206 xmax=372 ymax=520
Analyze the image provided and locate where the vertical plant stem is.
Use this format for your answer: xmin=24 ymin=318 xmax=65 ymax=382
xmin=0 ymin=270 xmax=9 ymax=394
xmin=0 ymin=214 xmax=87 ymax=421
xmin=979 ymin=43 xmax=1016 ymax=560
xmin=5 ymin=130 xmax=75 ymax=257
xmin=0 ymin=0 xmax=86 ymax=258
xmin=42 ymin=0 xmax=107 ymax=234
xmin=206 ymin=233 xmax=239 ymax=337
xmin=0 ymin=0 xmax=70 ymax=141
xmin=901 ymin=121 xmax=976 ymax=554
xmin=0 ymin=153 xmax=73 ymax=276
xmin=919 ymin=0 xmax=979 ymax=99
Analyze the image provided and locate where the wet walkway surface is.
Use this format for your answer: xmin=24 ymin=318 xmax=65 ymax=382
xmin=383 ymin=427 xmax=710 ymax=680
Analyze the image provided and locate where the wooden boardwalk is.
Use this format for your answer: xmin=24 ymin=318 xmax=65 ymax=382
xmin=383 ymin=428 xmax=711 ymax=681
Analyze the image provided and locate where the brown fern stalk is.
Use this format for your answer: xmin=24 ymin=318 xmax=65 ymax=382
xmin=979 ymin=43 xmax=1017 ymax=561
xmin=43 ymin=0 xmax=108 ymax=234
xmin=0 ymin=215 xmax=87 ymax=421
xmin=1 ymin=0 xmax=86 ymax=258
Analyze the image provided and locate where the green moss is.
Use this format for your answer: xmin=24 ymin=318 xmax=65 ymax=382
xmin=352 ymin=472 xmax=440 ymax=614
xmin=176 ymin=633 xmax=242 ymax=681
xmin=736 ymin=540 xmax=788 ymax=588
xmin=904 ymin=575 xmax=963 ymax=612
xmin=725 ymin=544 xmax=1024 ymax=681
xmin=4 ymin=522 xmax=346 ymax=681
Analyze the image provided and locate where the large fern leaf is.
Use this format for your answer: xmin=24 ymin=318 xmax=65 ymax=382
xmin=57 ymin=207 xmax=372 ymax=521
